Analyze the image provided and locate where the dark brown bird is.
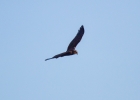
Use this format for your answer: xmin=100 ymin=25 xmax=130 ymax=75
xmin=45 ymin=25 xmax=84 ymax=61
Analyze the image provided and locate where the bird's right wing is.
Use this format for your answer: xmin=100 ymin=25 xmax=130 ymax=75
xmin=67 ymin=25 xmax=84 ymax=51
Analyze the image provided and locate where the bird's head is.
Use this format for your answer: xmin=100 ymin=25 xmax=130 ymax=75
xmin=74 ymin=50 xmax=78 ymax=55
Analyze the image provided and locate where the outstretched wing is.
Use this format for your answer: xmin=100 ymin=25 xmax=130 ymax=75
xmin=45 ymin=51 xmax=71 ymax=61
xmin=52 ymin=52 xmax=69 ymax=58
xmin=67 ymin=25 xmax=84 ymax=51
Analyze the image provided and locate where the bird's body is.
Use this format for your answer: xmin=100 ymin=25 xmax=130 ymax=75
xmin=45 ymin=25 xmax=84 ymax=61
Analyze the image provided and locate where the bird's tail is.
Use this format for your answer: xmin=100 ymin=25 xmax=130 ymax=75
xmin=45 ymin=57 xmax=54 ymax=61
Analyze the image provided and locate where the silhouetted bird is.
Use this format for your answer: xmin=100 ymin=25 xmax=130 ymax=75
xmin=45 ymin=25 xmax=84 ymax=61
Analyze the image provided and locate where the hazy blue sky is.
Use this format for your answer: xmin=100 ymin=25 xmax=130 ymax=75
xmin=0 ymin=0 xmax=140 ymax=100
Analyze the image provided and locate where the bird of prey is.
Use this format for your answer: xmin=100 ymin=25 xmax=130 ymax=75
xmin=45 ymin=25 xmax=84 ymax=61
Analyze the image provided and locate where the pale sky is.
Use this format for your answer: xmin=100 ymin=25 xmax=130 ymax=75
xmin=0 ymin=0 xmax=140 ymax=100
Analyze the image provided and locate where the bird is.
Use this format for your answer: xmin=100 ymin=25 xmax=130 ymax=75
xmin=45 ymin=25 xmax=84 ymax=61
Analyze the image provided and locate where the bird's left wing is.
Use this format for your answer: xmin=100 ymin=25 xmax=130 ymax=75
xmin=45 ymin=51 xmax=70 ymax=61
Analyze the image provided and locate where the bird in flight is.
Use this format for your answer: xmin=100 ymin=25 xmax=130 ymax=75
xmin=45 ymin=25 xmax=84 ymax=61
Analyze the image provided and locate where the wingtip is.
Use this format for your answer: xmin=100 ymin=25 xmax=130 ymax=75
xmin=81 ymin=25 xmax=84 ymax=29
xmin=80 ymin=25 xmax=84 ymax=31
xmin=45 ymin=57 xmax=54 ymax=61
xmin=45 ymin=58 xmax=50 ymax=61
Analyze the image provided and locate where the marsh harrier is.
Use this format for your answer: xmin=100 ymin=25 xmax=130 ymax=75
xmin=45 ymin=25 xmax=84 ymax=61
